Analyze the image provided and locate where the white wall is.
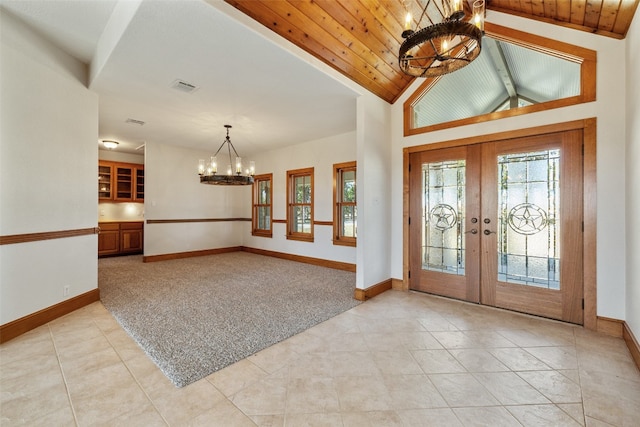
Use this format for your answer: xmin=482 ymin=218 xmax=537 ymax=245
xmin=626 ymin=12 xmax=640 ymax=339
xmin=391 ymin=11 xmax=628 ymax=320
xmin=144 ymin=141 xmax=248 ymax=256
xmin=356 ymin=93 xmax=393 ymax=289
xmin=0 ymin=10 xmax=98 ymax=324
xmin=243 ymin=131 xmax=358 ymax=266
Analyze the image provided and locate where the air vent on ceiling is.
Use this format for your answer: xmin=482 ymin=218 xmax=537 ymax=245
xmin=171 ymin=79 xmax=199 ymax=93
xmin=126 ymin=118 xmax=145 ymax=126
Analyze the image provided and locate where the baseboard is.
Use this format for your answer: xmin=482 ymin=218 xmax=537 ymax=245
xmin=143 ymin=246 xmax=242 ymax=262
xmin=242 ymin=247 xmax=356 ymax=272
xmin=623 ymin=322 xmax=640 ymax=372
xmin=596 ymin=316 xmax=624 ymax=338
xmin=354 ymin=279 xmax=393 ymax=301
xmin=0 ymin=289 xmax=100 ymax=344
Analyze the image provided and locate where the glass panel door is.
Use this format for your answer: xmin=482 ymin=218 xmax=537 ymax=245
xmin=409 ymin=129 xmax=584 ymax=324
xmin=480 ymin=131 xmax=583 ymax=324
xmin=409 ymin=145 xmax=480 ymax=303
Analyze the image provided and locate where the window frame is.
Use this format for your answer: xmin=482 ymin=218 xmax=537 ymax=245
xmin=333 ymin=161 xmax=357 ymax=247
xmin=286 ymin=167 xmax=314 ymax=242
xmin=403 ymin=23 xmax=596 ymax=136
xmin=252 ymin=173 xmax=273 ymax=238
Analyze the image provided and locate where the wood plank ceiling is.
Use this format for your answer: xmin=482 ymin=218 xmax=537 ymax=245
xmin=224 ymin=0 xmax=639 ymax=104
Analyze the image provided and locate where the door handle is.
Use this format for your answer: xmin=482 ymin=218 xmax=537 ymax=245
xmin=465 ymin=229 xmax=478 ymax=234
xmin=483 ymin=229 xmax=496 ymax=235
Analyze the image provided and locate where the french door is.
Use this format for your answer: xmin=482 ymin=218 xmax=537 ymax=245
xmin=409 ymin=130 xmax=584 ymax=324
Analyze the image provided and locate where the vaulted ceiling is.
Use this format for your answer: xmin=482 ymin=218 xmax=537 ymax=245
xmin=225 ymin=0 xmax=640 ymax=103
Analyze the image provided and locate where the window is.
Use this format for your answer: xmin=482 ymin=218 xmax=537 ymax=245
xmin=286 ymin=167 xmax=313 ymax=242
xmin=333 ymin=161 xmax=357 ymax=246
xmin=252 ymin=173 xmax=272 ymax=237
xmin=404 ymin=23 xmax=596 ymax=135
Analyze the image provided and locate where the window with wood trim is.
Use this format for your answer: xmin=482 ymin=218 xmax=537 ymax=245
xmin=252 ymin=173 xmax=272 ymax=237
xmin=286 ymin=167 xmax=314 ymax=242
xmin=333 ymin=161 xmax=357 ymax=246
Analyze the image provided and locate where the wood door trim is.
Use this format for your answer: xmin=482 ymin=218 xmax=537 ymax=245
xmin=403 ymin=118 xmax=597 ymax=329
xmin=405 ymin=119 xmax=592 ymax=154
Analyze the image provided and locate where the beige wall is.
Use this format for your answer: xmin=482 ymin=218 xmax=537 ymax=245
xmin=0 ymin=10 xmax=99 ymax=324
xmin=625 ymin=8 xmax=640 ymax=340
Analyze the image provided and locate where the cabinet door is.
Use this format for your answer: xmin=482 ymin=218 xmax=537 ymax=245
xmin=120 ymin=222 xmax=143 ymax=253
xmin=98 ymin=163 xmax=113 ymax=200
xmin=115 ymin=166 xmax=133 ymax=201
xmin=98 ymin=223 xmax=120 ymax=256
xmin=134 ymin=167 xmax=144 ymax=201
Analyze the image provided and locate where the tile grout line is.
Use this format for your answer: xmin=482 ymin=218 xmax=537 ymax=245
xmin=49 ymin=323 xmax=80 ymax=427
xmin=97 ymin=318 xmax=171 ymax=426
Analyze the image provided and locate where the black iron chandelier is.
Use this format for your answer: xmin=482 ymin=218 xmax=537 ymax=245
xmin=399 ymin=0 xmax=485 ymax=78
xmin=199 ymin=125 xmax=255 ymax=186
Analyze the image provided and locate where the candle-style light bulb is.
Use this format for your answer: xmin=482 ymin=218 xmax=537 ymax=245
xmin=198 ymin=159 xmax=205 ymax=175
xmin=211 ymin=156 xmax=217 ymax=174
xmin=473 ymin=0 xmax=485 ymax=32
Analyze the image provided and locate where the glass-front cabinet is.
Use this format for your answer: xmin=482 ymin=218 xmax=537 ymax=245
xmin=98 ymin=163 xmax=113 ymax=200
xmin=98 ymin=161 xmax=143 ymax=202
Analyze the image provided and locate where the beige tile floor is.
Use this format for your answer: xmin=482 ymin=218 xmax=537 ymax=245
xmin=1 ymin=290 xmax=639 ymax=426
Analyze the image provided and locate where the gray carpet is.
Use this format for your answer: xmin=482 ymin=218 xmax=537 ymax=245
xmin=98 ymin=252 xmax=360 ymax=387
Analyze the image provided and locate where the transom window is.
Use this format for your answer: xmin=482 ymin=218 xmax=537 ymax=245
xmin=286 ymin=167 xmax=314 ymax=242
xmin=333 ymin=161 xmax=357 ymax=246
xmin=252 ymin=173 xmax=272 ymax=237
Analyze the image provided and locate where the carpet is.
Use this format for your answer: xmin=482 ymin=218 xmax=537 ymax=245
xmin=98 ymin=252 xmax=360 ymax=387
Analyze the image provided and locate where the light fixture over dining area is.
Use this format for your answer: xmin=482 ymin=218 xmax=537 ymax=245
xmin=198 ymin=125 xmax=255 ymax=186
xmin=399 ymin=0 xmax=485 ymax=78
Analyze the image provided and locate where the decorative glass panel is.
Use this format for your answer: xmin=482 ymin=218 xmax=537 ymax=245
xmin=421 ymin=160 xmax=465 ymax=275
xmin=497 ymin=149 xmax=560 ymax=289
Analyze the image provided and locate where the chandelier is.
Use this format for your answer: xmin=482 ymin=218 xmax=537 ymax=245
xmin=198 ymin=125 xmax=255 ymax=185
xmin=399 ymin=0 xmax=485 ymax=78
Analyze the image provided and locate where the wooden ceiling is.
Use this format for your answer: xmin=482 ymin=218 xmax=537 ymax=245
xmin=224 ymin=0 xmax=639 ymax=104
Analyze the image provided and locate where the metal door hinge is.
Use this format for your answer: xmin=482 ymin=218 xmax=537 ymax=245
xmin=582 ymin=299 xmax=585 ymax=309
xmin=408 ymin=270 xmax=411 ymax=279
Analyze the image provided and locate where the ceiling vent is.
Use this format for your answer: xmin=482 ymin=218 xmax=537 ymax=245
xmin=171 ymin=79 xmax=199 ymax=93
xmin=126 ymin=118 xmax=145 ymax=126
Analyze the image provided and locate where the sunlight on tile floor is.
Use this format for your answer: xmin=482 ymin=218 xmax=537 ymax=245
xmin=1 ymin=291 xmax=639 ymax=426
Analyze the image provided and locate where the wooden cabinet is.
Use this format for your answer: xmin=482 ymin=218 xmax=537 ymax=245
xmin=98 ymin=163 xmax=113 ymax=200
xmin=135 ymin=168 xmax=144 ymax=200
xmin=120 ymin=222 xmax=143 ymax=254
xmin=98 ymin=223 xmax=121 ymax=256
xmin=98 ymin=222 xmax=143 ymax=257
xmin=99 ymin=161 xmax=144 ymax=202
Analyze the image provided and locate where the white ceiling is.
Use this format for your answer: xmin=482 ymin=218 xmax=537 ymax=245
xmin=1 ymin=0 xmax=361 ymax=156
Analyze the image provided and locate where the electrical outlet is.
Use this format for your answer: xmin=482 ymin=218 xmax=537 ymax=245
xmin=63 ymin=286 xmax=70 ymax=297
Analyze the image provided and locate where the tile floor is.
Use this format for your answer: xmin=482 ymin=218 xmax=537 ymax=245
xmin=1 ymin=290 xmax=639 ymax=426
